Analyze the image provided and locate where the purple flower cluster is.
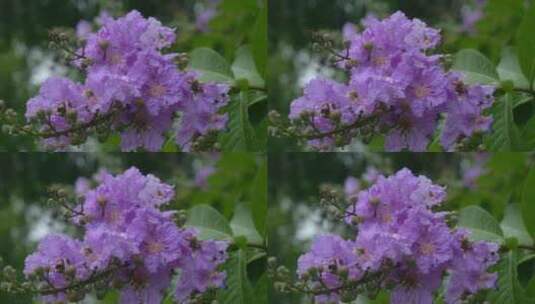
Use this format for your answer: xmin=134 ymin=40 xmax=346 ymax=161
xmin=195 ymin=0 xmax=221 ymax=33
xmin=461 ymin=0 xmax=486 ymax=34
xmin=24 ymin=167 xmax=228 ymax=304
xmin=289 ymin=12 xmax=495 ymax=151
xmin=26 ymin=10 xmax=230 ymax=151
xmin=297 ymin=168 xmax=499 ymax=304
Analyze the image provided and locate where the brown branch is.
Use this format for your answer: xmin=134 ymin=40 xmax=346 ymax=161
xmin=38 ymin=264 xmax=126 ymax=296
xmin=296 ymin=115 xmax=377 ymax=140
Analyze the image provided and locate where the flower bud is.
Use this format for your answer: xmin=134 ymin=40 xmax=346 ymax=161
xmin=267 ymin=257 xmax=277 ymax=268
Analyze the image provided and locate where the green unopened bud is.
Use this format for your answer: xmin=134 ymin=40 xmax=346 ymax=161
xmin=267 ymin=257 xmax=277 ymax=268
xmin=0 ymin=282 xmax=12 ymax=292
xmin=274 ymin=282 xmax=288 ymax=293
xmin=3 ymin=265 xmax=16 ymax=279
xmin=276 ymin=266 xmax=290 ymax=277
xmin=327 ymin=205 xmax=340 ymax=217
xmin=1 ymin=125 xmax=13 ymax=134
xmin=0 ymin=100 xmax=5 ymax=111
xmin=56 ymin=188 xmax=67 ymax=197
xmin=21 ymin=282 xmax=32 ymax=291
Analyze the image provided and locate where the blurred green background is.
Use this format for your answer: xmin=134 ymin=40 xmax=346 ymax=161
xmin=268 ymin=152 xmax=535 ymax=303
xmin=268 ymin=0 xmax=530 ymax=151
xmin=0 ymin=0 xmax=265 ymax=151
xmin=0 ymin=152 xmax=266 ymax=303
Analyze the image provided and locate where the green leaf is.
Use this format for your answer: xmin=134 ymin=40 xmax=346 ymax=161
xmin=489 ymin=250 xmax=533 ymax=304
xmin=521 ymin=113 xmax=535 ymax=150
xmin=162 ymin=137 xmax=178 ymax=152
xmin=519 ymin=254 xmax=535 ymax=265
xmin=501 ymin=204 xmax=534 ymax=246
xmin=516 ymin=4 xmax=535 ymax=89
xmin=498 ymin=47 xmax=531 ymax=90
xmin=521 ymin=167 xmax=535 ymax=239
xmin=453 ymin=49 xmax=499 ymax=85
xmin=220 ymin=92 xmax=261 ymax=151
xmin=250 ymin=0 xmax=267 ymax=78
xmin=250 ymin=160 xmax=267 ymax=235
xmin=218 ymin=249 xmax=254 ymax=304
xmin=230 ymin=204 xmax=263 ymax=245
xmin=189 ymin=48 xmax=234 ymax=83
xmin=527 ymin=276 xmax=535 ymax=298
xmin=252 ymin=274 xmax=269 ymax=304
xmin=186 ymin=205 xmax=233 ymax=241
xmin=458 ymin=205 xmax=504 ymax=243
xmin=487 ymin=94 xmax=522 ymax=151
xmin=232 ymin=46 xmax=265 ymax=88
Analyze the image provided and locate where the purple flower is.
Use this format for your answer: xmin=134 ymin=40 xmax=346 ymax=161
xmin=26 ymin=10 xmax=231 ymax=151
xmin=175 ymin=237 xmax=229 ymax=302
xmin=289 ymin=11 xmax=496 ymax=151
xmin=297 ymin=234 xmax=363 ymax=303
xmin=300 ymin=169 xmax=499 ymax=303
xmin=461 ymin=1 xmax=486 ymax=35
xmin=76 ymin=20 xmax=92 ymax=39
xmin=344 ymin=176 xmax=360 ymax=200
xmin=26 ymin=167 xmax=230 ymax=303
xmin=126 ymin=208 xmax=189 ymax=273
xmin=119 ymin=266 xmax=172 ymax=304
xmin=175 ymin=79 xmax=230 ymax=151
xmin=195 ymin=165 xmax=216 ymax=189
xmin=76 ymin=167 xmax=175 ymax=227
xmin=445 ymin=233 xmax=499 ymax=304
xmin=25 ymin=77 xmax=90 ymax=149
xmin=441 ymin=76 xmax=495 ymax=150
xmin=24 ymin=234 xmax=90 ymax=303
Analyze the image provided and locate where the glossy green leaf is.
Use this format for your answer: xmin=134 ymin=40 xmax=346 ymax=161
xmin=516 ymin=4 xmax=535 ymax=89
xmin=232 ymin=46 xmax=265 ymax=88
xmin=500 ymin=204 xmax=534 ymax=246
xmin=189 ymin=48 xmax=234 ymax=83
xmin=218 ymin=249 xmax=254 ymax=304
xmin=252 ymin=274 xmax=269 ymax=304
xmin=250 ymin=160 xmax=267 ymax=235
xmin=250 ymin=0 xmax=267 ymax=77
xmin=453 ymin=49 xmax=499 ymax=85
xmin=527 ymin=276 xmax=535 ymax=298
xmin=497 ymin=47 xmax=530 ymax=90
xmin=186 ymin=205 xmax=233 ymax=241
xmin=220 ymin=92 xmax=262 ymax=151
xmin=487 ymin=94 xmax=522 ymax=151
xmin=458 ymin=205 xmax=504 ymax=243
xmin=230 ymin=204 xmax=263 ymax=245
xmin=521 ymin=167 xmax=535 ymax=239
xmin=489 ymin=250 xmax=533 ymax=304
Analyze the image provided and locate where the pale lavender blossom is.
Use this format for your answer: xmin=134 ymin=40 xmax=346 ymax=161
xmin=289 ymin=11 xmax=496 ymax=151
